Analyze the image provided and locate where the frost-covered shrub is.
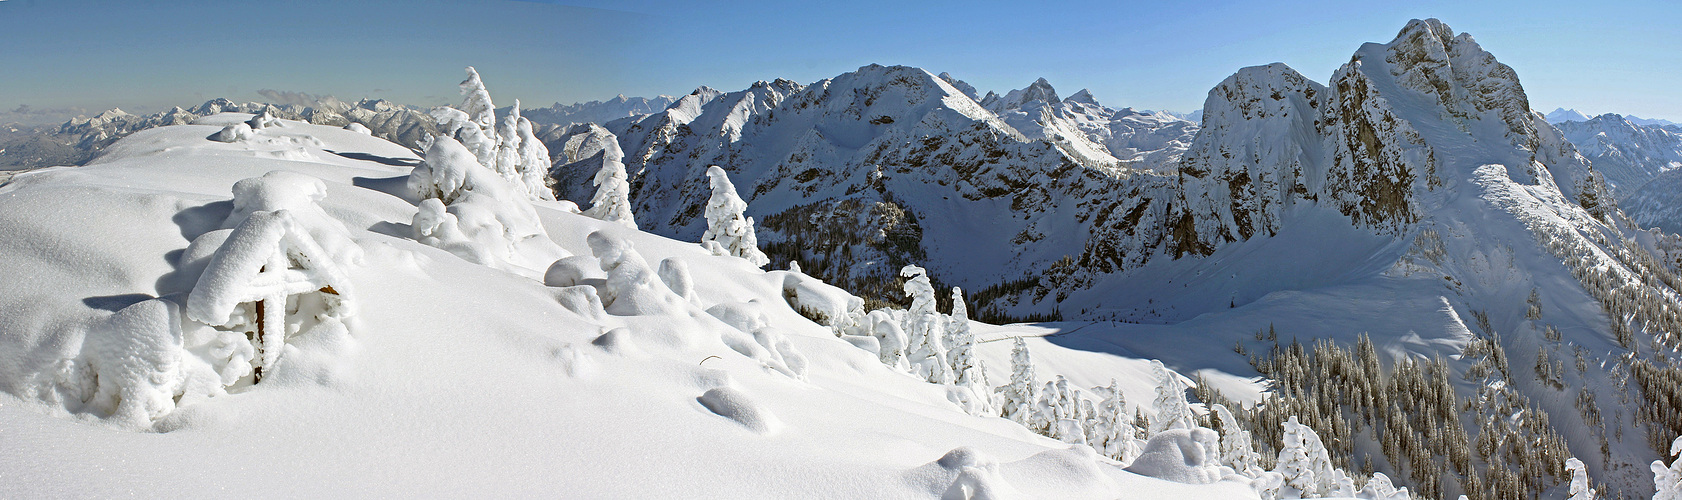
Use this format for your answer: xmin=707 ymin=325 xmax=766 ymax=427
xmin=409 ymin=135 xmax=565 ymax=273
xmin=937 ymin=447 xmax=1021 ymax=500
xmin=412 ymin=198 xmax=491 ymax=265
xmin=701 ymin=166 xmax=767 ymax=266
xmin=1124 ymin=427 xmax=1227 ymax=484
xmin=781 ymin=271 xmax=865 ymax=333
xmin=704 ymin=301 xmax=807 ymax=379
xmin=1358 ymin=472 xmax=1411 ymax=500
xmin=549 ymin=285 xmax=606 ymax=321
xmin=226 ymin=170 xmax=361 ymax=266
xmin=246 ymin=108 xmax=281 ymax=130
xmin=185 ymin=209 xmax=354 ymax=383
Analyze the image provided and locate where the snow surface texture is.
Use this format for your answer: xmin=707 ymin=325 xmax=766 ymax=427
xmin=0 ymin=115 xmax=1266 ymax=498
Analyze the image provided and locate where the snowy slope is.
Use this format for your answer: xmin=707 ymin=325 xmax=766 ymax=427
xmin=0 ymin=115 xmax=1261 ymax=498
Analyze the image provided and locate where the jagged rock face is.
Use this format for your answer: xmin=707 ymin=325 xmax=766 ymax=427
xmin=1555 ymin=114 xmax=1682 ymax=198
xmin=1172 ymin=63 xmax=1324 ymax=251
xmin=1164 ymin=19 xmax=1617 ymax=258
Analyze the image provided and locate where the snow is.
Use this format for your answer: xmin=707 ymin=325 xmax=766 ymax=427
xmin=1123 ymin=427 xmax=1228 ymax=484
xmin=0 ymin=116 xmax=1264 ymax=498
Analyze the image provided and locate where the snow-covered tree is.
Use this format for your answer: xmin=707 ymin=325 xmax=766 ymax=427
xmin=1655 ymin=435 xmax=1682 ymax=500
xmin=1149 ymin=359 xmax=1194 ymax=436
xmin=1036 ymin=376 xmax=1086 ymax=444
xmin=900 ymin=265 xmax=949 ymax=385
xmin=1273 ymin=415 xmax=1334 ymax=498
xmin=946 ymin=287 xmax=986 ymax=409
xmin=492 ymin=99 xmax=523 ymax=181
xmin=584 ymin=149 xmax=637 ymax=229
xmin=701 ymin=166 xmax=768 ymax=267
xmin=1212 ymin=403 xmax=1261 ymax=476
xmin=1359 ymin=472 xmax=1411 ymax=500
xmin=1566 ymin=457 xmax=1595 ymax=500
xmin=457 ymin=66 xmax=497 ymax=132
xmin=514 ymin=114 xmax=553 ymax=201
xmin=1091 ymin=379 xmax=1144 ymax=463
xmin=998 ymin=336 xmax=1039 ymax=427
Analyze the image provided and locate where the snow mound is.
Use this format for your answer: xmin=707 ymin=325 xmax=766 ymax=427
xmin=82 ymin=299 xmax=219 ymax=426
xmin=1124 ymin=427 xmax=1228 ymax=484
xmin=212 ymin=123 xmax=254 ymax=143
xmin=226 ymin=170 xmax=362 ymax=266
xmin=696 ymin=386 xmax=782 ymax=434
xmin=937 ymin=447 xmax=1022 ymax=500
xmin=344 ymin=122 xmax=372 ymax=134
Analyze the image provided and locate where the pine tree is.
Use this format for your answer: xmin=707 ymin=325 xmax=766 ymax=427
xmin=514 ymin=114 xmax=553 ymax=201
xmin=585 ymin=150 xmax=637 ymax=229
xmin=493 ymin=99 xmax=522 ymax=181
xmin=1149 ymin=359 xmax=1194 ymax=436
xmin=947 ymin=287 xmax=983 ymax=399
xmin=1213 ymin=403 xmax=1262 ymax=475
xmin=701 ymin=166 xmax=768 ymax=266
xmin=900 ymin=265 xmax=949 ymax=384
xmin=1566 ymin=457 xmax=1595 ymax=500
xmin=998 ymin=337 xmax=1039 ymax=427
xmin=1090 ymin=379 xmax=1143 ymax=463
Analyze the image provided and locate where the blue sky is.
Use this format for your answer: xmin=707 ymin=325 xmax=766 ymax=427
xmin=1 ymin=0 xmax=1677 ymax=123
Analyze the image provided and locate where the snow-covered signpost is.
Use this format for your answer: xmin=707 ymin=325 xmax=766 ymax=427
xmin=186 ymin=210 xmax=352 ymax=382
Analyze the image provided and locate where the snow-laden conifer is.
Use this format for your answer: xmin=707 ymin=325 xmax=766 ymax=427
xmin=584 ymin=149 xmax=637 ymax=229
xmin=946 ymin=287 xmax=984 ymax=403
xmin=900 ymin=265 xmax=949 ymax=384
xmin=998 ymin=336 xmax=1039 ymax=427
xmin=1566 ymin=457 xmax=1595 ymax=500
xmin=1149 ymin=359 xmax=1194 ymax=435
xmin=1655 ymin=435 xmax=1682 ymax=500
xmin=701 ymin=166 xmax=767 ymax=266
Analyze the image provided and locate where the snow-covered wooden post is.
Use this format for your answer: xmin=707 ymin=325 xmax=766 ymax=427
xmin=186 ymin=209 xmax=352 ymax=382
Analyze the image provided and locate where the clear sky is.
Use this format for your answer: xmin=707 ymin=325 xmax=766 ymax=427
xmin=2 ymin=0 xmax=1677 ymax=124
